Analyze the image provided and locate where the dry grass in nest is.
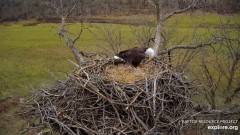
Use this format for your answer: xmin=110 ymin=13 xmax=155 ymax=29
xmin=104 ymin=63 xmax=155 ymax=83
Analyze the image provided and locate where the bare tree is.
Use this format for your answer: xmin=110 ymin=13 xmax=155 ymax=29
xmin=147 ymin=0 xmax=198 ymax=56
xmin=42 ymin=0 xmax=94 ymax=66
xmin=95 ymin=24 xmax=124 ymax=57
xmin=130 ymin=15 xmax=155 ymax=47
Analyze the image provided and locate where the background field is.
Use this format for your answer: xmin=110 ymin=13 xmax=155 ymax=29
xmin=0 ymin=12 xmax=239 ymax=134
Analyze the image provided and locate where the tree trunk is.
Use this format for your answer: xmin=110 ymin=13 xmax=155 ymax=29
xmin=62 ymin=34 xmax=84 ymax=65
xmin=60 ymin=17 xmax=84 ymax=65
xmin=153 ymin=22 xmax=161 ymax=56
xmin=152 ymin=0 xmax=161 ymax=56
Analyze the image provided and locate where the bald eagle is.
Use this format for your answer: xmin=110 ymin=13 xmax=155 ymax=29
xmin=114 ymin=47 xmax=154 ymax=67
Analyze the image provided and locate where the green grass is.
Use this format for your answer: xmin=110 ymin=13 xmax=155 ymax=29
xmin=0 ymin=22 xmax=141 ymax=97
xmin=0 ymin=23 xmax=72 ymax=97
xmin=0 ymin=12 xmax=239 ymax=134
xmin=90 ymin=12 xmax=240 ymax=27
xmin=165 ymin=12 xmax=240 ymax=27
xmin=1 ymin=13 xmax=239 ymax=97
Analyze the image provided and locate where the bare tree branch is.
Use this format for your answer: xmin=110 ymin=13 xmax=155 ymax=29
xmin=158 ymin=37 xmax=222 ymax=55
xmin=200 ymin=108 xmax=240 ymax=116
xmin=147 ymin=0 xmax=200 ymax=56
xmin=147 ymin=0 xmax=156 ymax=8
xmin=163 ymin=0 xmax=198 ymax=22
xmin=50 ymin=1 xmax=87 ymax=65
xmin=58 ymin=16 xmax=84 ymax=65
xmin=65 ymin=4 xmax=76 ymax=18
xmin=225 ymin=84 xmax=240 ymax=104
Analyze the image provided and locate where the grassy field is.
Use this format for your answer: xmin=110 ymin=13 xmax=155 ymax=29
xmin=1 ymin=13 xmax=239 ymax=98
xmin=0 ymin=22 xmax=136 ymax=98
xmin=0 ymin=12 xmax=239 ymax=134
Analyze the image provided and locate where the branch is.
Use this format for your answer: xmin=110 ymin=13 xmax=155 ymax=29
xmin=158 ymin=37 xmax=222 ymax=55
xmin=147 ymin=0 xmax=156 ymax=8
xmin=52 ymin=1 xmax=87 ymax=65
xmin=225 ymin=84 xmax=240 ymax=104
xmin=48 ymin=117 xmax=76 ymax=135
xmin=72 ymin=28 xmax=84 ymax=44
xmin=200 ymin=108 xmax=240 ymax=116
xmin=163 ymin=0 xmax=197 ymax=22
xmin=79 ymin=51 xmax=98 ymax=59
xmin=65 ymin=4 xmax=76 ymax=18
xmin=72 ymin=23 xmax=92 ymax=45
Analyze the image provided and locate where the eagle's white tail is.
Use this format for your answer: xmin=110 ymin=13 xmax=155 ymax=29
xmin=114 ymin=56 xmax=124 ymax=61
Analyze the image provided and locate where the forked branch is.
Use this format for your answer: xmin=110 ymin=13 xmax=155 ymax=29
xmin=163 ymin=0 xmax=198 ymax=21
xmin=55 ymin=2 xmax=84 ymax=65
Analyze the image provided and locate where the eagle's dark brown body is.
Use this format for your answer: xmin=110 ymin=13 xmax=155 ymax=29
xmin=116 ymin=47 xmax=148 ymax=67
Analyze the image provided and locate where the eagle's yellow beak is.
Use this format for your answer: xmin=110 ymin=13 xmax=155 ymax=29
xmin=139 ymin=56 xmax=153 ymax=67
xmin=145 ymin=56 xmax=153 ymax=63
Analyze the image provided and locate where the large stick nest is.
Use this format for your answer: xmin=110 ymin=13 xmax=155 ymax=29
xmin=21 ymin=58 xmax=196 ymax=135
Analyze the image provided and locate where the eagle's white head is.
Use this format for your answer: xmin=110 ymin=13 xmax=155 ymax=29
xmin=145 ymin=48 xmax=154 ymax=58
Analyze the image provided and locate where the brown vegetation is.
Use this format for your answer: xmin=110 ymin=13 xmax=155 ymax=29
xmin=105 ymin=63 xmax=155 ymax=84
xmin=20 ymin=58 xmax=196 ymax=134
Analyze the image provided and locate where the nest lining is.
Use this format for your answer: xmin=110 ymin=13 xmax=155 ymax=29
xmin=104 ymin=62 xmax=156 ymax=84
